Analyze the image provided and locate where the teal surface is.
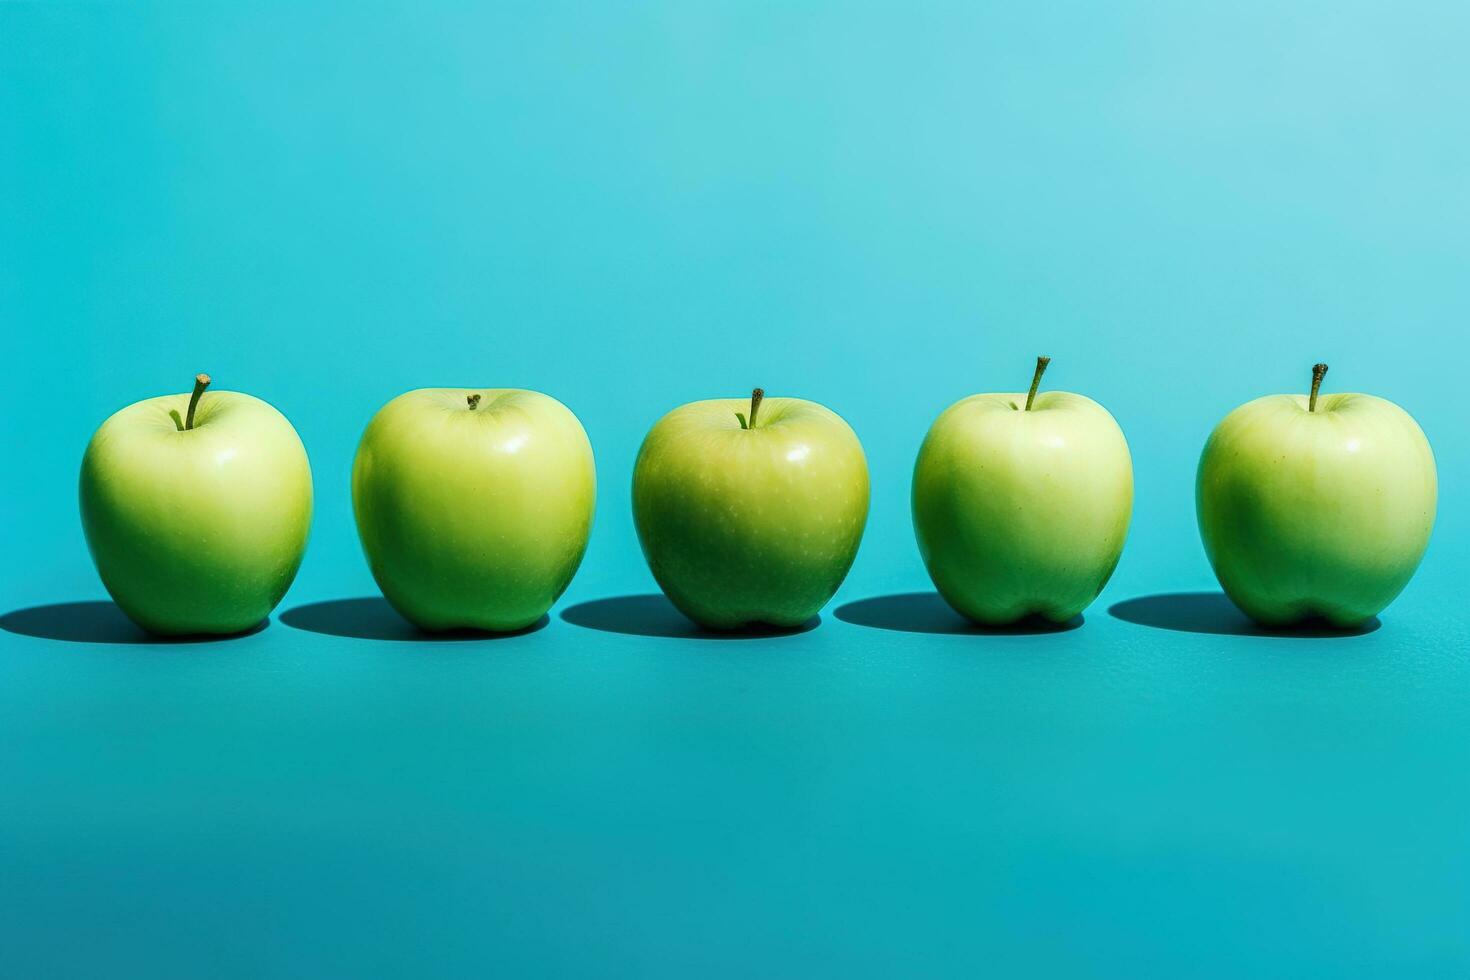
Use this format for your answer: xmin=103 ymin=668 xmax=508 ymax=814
xmin=2 ymin=3 xmax=1467 ymax=977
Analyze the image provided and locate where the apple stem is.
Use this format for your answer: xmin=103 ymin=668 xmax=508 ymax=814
xmin=467 ymin=393 xmax=482 ymax=411
xmin=1309 ymin=363 xmax=1327 ymax=412
xmin=1024 ymin=356 xmax=1051 ymax=411
xmin=744 ymin=387 xmax=765 ymax=429
xmin=185 ymin=374 xmax=211 ymax=430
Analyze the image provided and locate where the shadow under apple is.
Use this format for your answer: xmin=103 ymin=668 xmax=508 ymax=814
xmin=1107 ymin=592 xmax=1381 ymax=637
xmin=279 ymin=597 xmax=548 ymax=641
xmin=834 ymin=592 xmax=1083 ymax=635
xmin=0 ymin=601 xmax=268 ymax=644
xmin=559 ymin=594 xmax=818 ymax=639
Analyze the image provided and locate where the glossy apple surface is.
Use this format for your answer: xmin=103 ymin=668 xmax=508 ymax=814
xmin=352 ymin=388 xmax=595 ymax=632
xmin=1197 ymin=374 xmax=1436 ymax=627
xmin=912 ymin=373 xmax=1132 ymax=625
xmin=632 ymin=393 xmax=869 ymax=629
xmin=80 ymin=381 xmax=313 ymax=635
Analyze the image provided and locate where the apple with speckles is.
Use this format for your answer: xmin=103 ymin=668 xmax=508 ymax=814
xmin=352 ymin=387 xmax=595 ymax=633
xmin=632 ymin=389 xmax=869 ymax=630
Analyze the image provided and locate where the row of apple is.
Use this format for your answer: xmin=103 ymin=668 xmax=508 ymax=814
xmin=79 ymin=359 xmax=1437 ymax=637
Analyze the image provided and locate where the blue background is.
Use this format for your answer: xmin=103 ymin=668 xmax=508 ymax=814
xmin=3 ymin=3 xmax=1467 ymax=976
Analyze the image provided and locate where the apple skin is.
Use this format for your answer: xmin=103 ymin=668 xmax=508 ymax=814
xmin=632 ymin=397 xmax=869 ymax=630
xmin=80 ymin=390 xmax=313 ymax=635
xmin=352 ymin=388 xmax=595 ymax=632
xmin=912 ymin=391 xmax=1133 ymax=625
xmin=1197 ymin=393 xmax=1436 ymax=627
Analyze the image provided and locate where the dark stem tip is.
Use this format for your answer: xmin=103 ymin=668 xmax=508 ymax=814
xmin=1309 ymin=362 xmax=1328 ymax=412
xmin=748 ymin=388 xmax=765 ymax=428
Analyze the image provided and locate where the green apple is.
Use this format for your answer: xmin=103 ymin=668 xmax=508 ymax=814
xmin=1197 ymin=363 xmax=1436 ymax=628
xmin=352 ymin=388 xmax=595 ymax=632
xmin=80 ymin=374 xmax=314 ymax=635
xmin=632 ymin=389 xmax=869 ymax=630
xmin=912 ymin=357 xmax=1133 ymax=625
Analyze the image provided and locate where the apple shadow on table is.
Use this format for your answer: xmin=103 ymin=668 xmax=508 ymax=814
xmin=279 ymin=597 xmax=548 ymax=641
xmin=1108 ymin=593 xmax=1380 ymax=637
xmin=834 ymin=593 xmax=1082 ymax=635
xmin=0 ymin=601 xmax=269 ymax=645
xmin=560 ymin=594 xmax=818 ymax=639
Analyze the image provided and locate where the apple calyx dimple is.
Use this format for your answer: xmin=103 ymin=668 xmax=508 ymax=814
xmin=467 ymin=393 xmax=482 ymax=411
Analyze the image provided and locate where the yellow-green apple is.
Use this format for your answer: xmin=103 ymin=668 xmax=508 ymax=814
xmin=912 ymin=357 xmax=1133 ymax=625
xmin=632 ymin=389 xmax=869 ymax=630
xmin=352 ymin=388 xmax=595 ymax=632
xmin=80 ymin=374 xmax=313 ymax=635
xmin=1197 ymin=363 xmax=1436 ymax=627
